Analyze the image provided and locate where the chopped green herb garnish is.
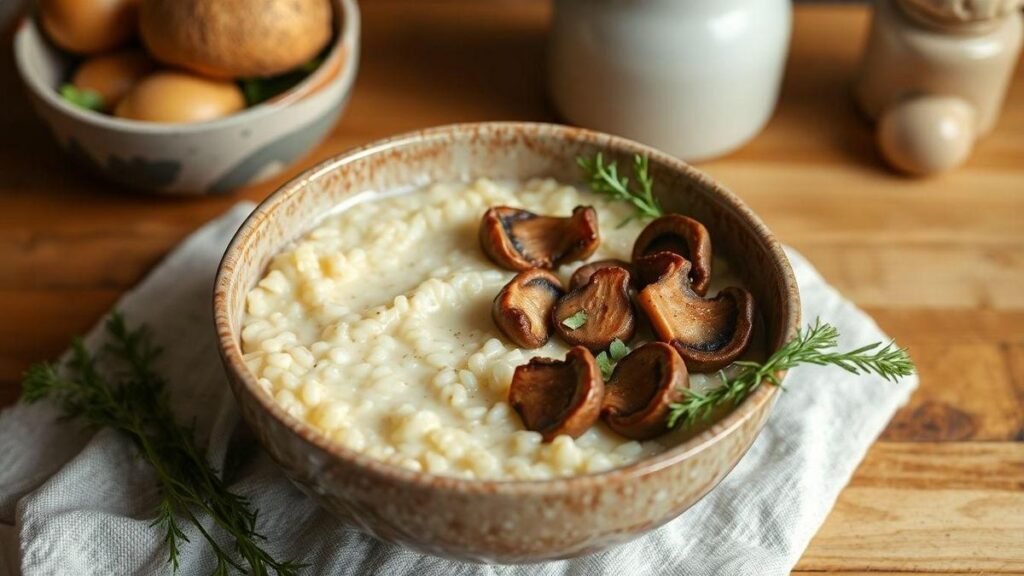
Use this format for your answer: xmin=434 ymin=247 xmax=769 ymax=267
xmin=561 ymin=310 xmax=588 ymax=330
xmin=596 ymin=338 xmax=631 ymax=380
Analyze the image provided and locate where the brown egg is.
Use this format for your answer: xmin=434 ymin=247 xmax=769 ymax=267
xmin=71 ymin=50 xmax=154 ymax=111
xmin=115 ymin=72 xmax=246 ymax=124
xmin=39 ymin=0 xmax=139 ymax=55
xmin=877 ymin=96 xmax=976 ymax=176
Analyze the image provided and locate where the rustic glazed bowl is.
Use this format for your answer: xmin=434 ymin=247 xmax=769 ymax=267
xmin=12 ymin=0 xmax=359 ymax=195
xmin=215 ymin=122 xmax=800 ymax=563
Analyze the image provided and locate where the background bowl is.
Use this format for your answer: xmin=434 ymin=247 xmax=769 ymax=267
xmin=215 ymin=122 xmax=801 ymax=563
xmin=12 ymin=0 xmax=359 ymax=195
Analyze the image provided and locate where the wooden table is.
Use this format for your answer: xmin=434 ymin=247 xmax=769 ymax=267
xmin=2 ymin=2 xmax=1022 ymax=573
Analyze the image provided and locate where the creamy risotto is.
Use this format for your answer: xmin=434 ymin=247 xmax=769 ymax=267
xmin=242 ymin=178 xmax=738 ymax=480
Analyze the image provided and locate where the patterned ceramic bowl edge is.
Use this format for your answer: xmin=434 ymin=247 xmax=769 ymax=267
xmin=214 ymin=122 xmax=801 ymax=562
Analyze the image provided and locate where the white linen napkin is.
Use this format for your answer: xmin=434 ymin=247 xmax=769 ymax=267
xmin=0 ymin=203 xmax=918 ymax=576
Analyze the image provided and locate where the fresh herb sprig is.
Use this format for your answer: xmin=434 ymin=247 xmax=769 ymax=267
xmin=666 ymin=319 xmax=914 ymax=429
xmin=577 ymin=153 xmax=664 ymax=225
xmin=21 ymin=314 xmax=304 ymax=576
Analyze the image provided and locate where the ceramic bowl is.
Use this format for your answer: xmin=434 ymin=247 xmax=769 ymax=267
xmin=214 ymin=122 xmax=800 ymax=563
xmin=12 ymin=0 xmax=359 ymax=195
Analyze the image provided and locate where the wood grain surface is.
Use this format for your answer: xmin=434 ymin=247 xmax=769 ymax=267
xmin=2 ymin=1 xmax=1022 ymax=573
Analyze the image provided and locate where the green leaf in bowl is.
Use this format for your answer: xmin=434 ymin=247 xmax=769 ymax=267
xmin=239 ymin=56 xmax=325 ymax=107
xmin=59 ymin=84 xmax=104 ymax=112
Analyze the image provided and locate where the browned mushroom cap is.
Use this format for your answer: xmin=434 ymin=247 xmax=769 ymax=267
xmin=569 ymin=258 xmax=632 ymax=290
xmin=602 ymin=342 xmax=688 ymax=440
xmin=553 ymin=266 xmax=636 ymax=351
xmin=632 ymin=214 xmax=712 ymax=296
xmin=479 ymin=205 xmax=600 ymax=271
xmin=508 ymin=346 xmax=604 ymax=441
xmin=492 ymin=269 xmax=565 ymax=349
xmin=635 ymin=252 xmax=754 ymax=373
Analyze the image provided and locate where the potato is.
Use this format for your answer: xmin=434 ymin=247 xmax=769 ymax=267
xmin=39 ymin=0 xmax=138 ymax=54
xmin=70 ymin=50 xmax=154 ymax=110
xmin=139 ymin=0 xmax=332 ymax=78
xmin=114 ymin=72 xmax=246 ymax=124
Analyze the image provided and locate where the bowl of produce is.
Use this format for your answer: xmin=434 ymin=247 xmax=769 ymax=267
xmin=214 ymin=122 xmax=802 ymax=562
xmin=13 ymin=0 xmax=359 ymax=194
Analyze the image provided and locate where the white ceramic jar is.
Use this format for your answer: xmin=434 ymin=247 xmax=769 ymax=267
xmin=548 ymin=0 xmax=791 ymax=162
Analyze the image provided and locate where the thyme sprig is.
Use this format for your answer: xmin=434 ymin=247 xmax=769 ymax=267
xmin=21 ymin=313 xmax=304 ymax=576
xmin=577 ymin=153 xmax=663 ymax=225
xmin=666 ymin=319 xmax=915 ymax=430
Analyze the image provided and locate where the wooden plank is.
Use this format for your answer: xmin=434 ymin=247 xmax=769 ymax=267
xmin=798 ymin=442 xmax=1024 ymax=573
xmin=883 ymin=344 xmax=1023 ymax=441
xmin=866 ymin=308 xmax=1024 ymax=347
xmin=0 ymin=380 xmax=19 ymax=407
xmin=789 ymin=244 xmax=1024 ymax=311
xmin=722 ymin=166 xmax=1024 ymax=247
xmin=794 ymin=569 xmax=1024 ymax=573
xmin=332 ymin=0 xmax=552 ymax=132
xmin=0 ymin=226 xmax=177 ymax=290
xmin=1007 ymin=345 xmax=1024 ymax=440
xmin=845 ymin=443 xmax=1023 ymax=491
xmin=0 ymin=290 xmax=119 ymax=385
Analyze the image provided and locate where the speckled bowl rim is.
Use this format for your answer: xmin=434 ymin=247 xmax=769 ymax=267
xmin=11 ymin=0 xmax=358 ymax=134
xmin=214 ymin=121 xmax=801 ymax=496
